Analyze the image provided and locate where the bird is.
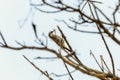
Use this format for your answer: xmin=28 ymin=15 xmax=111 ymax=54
xmin=49 ymin=30 xmax=71 ymax=52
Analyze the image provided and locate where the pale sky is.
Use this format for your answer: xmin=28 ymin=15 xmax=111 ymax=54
xmin=0 ymin=0 xmax=120 ymax=80
xmin=0 ymin=0 xmax=42 ymax=80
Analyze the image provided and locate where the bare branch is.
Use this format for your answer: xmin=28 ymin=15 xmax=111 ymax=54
xmin=100 ymin=55 xmax=112 ymax=73
xmin=90 ymin=3 xmax=116 ymax=79
xmin=50 ymin=70 xmax=76 ymax=77
xmin=23 ymin=55 xmax=53 ymax=80
xmin=90 ymin=50 xmax=103 ymax=72
xmin=1 ymin=0 xmax=120 ymax=79
xmin=63 ymin=62 xmax=74 ymax=80
xmin=0 ymin=31 xmax=7 ymax=46
xmin=32 ymin=22 xmax=38 ymax=39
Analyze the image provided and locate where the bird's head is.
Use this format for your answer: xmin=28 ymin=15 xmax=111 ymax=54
xmin=49 ymin=29 xmax=56 ymax=38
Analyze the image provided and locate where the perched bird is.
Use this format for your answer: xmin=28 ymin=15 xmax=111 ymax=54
xmin=49 ymin=30 xmax=70 ymax=52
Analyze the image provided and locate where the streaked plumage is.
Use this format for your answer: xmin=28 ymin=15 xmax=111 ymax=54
xmin=48 ymin=30 xmax=73 ymax=52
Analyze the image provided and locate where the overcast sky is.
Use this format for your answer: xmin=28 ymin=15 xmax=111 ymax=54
xmin=0 ymin=0 xmax=120 ymax=80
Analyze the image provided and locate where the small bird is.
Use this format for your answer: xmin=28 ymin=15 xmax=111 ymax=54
xmin=49 ymin=30 xmax=71 ymax=52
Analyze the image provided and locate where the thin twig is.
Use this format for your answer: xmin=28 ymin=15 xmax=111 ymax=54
xmin=50 ymin=70 xmax=76 ymax=77
xmin=88 ymin=2 xmax=116 ymax=79
xmin=57 ymin=26 xmax=82 ymax=65
xmin=63 ymin=62 xmax=74 ymax=80
xmin=57 ymin=25 xmax=73 ymax=52
xmin=100 ymin=55 xmax=112 ymax=73
xmin=34 ymin=56 xmax=58 ymax=60
xmin=23 ymin=55 xmax=53 ymax=80
xmin=0 ymin=31 xmax=7 ymax=46
xmin=90 ymin=50 xmax=103 ymax=72
xmin=32 ymin=22 xmax=38 ymax=39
